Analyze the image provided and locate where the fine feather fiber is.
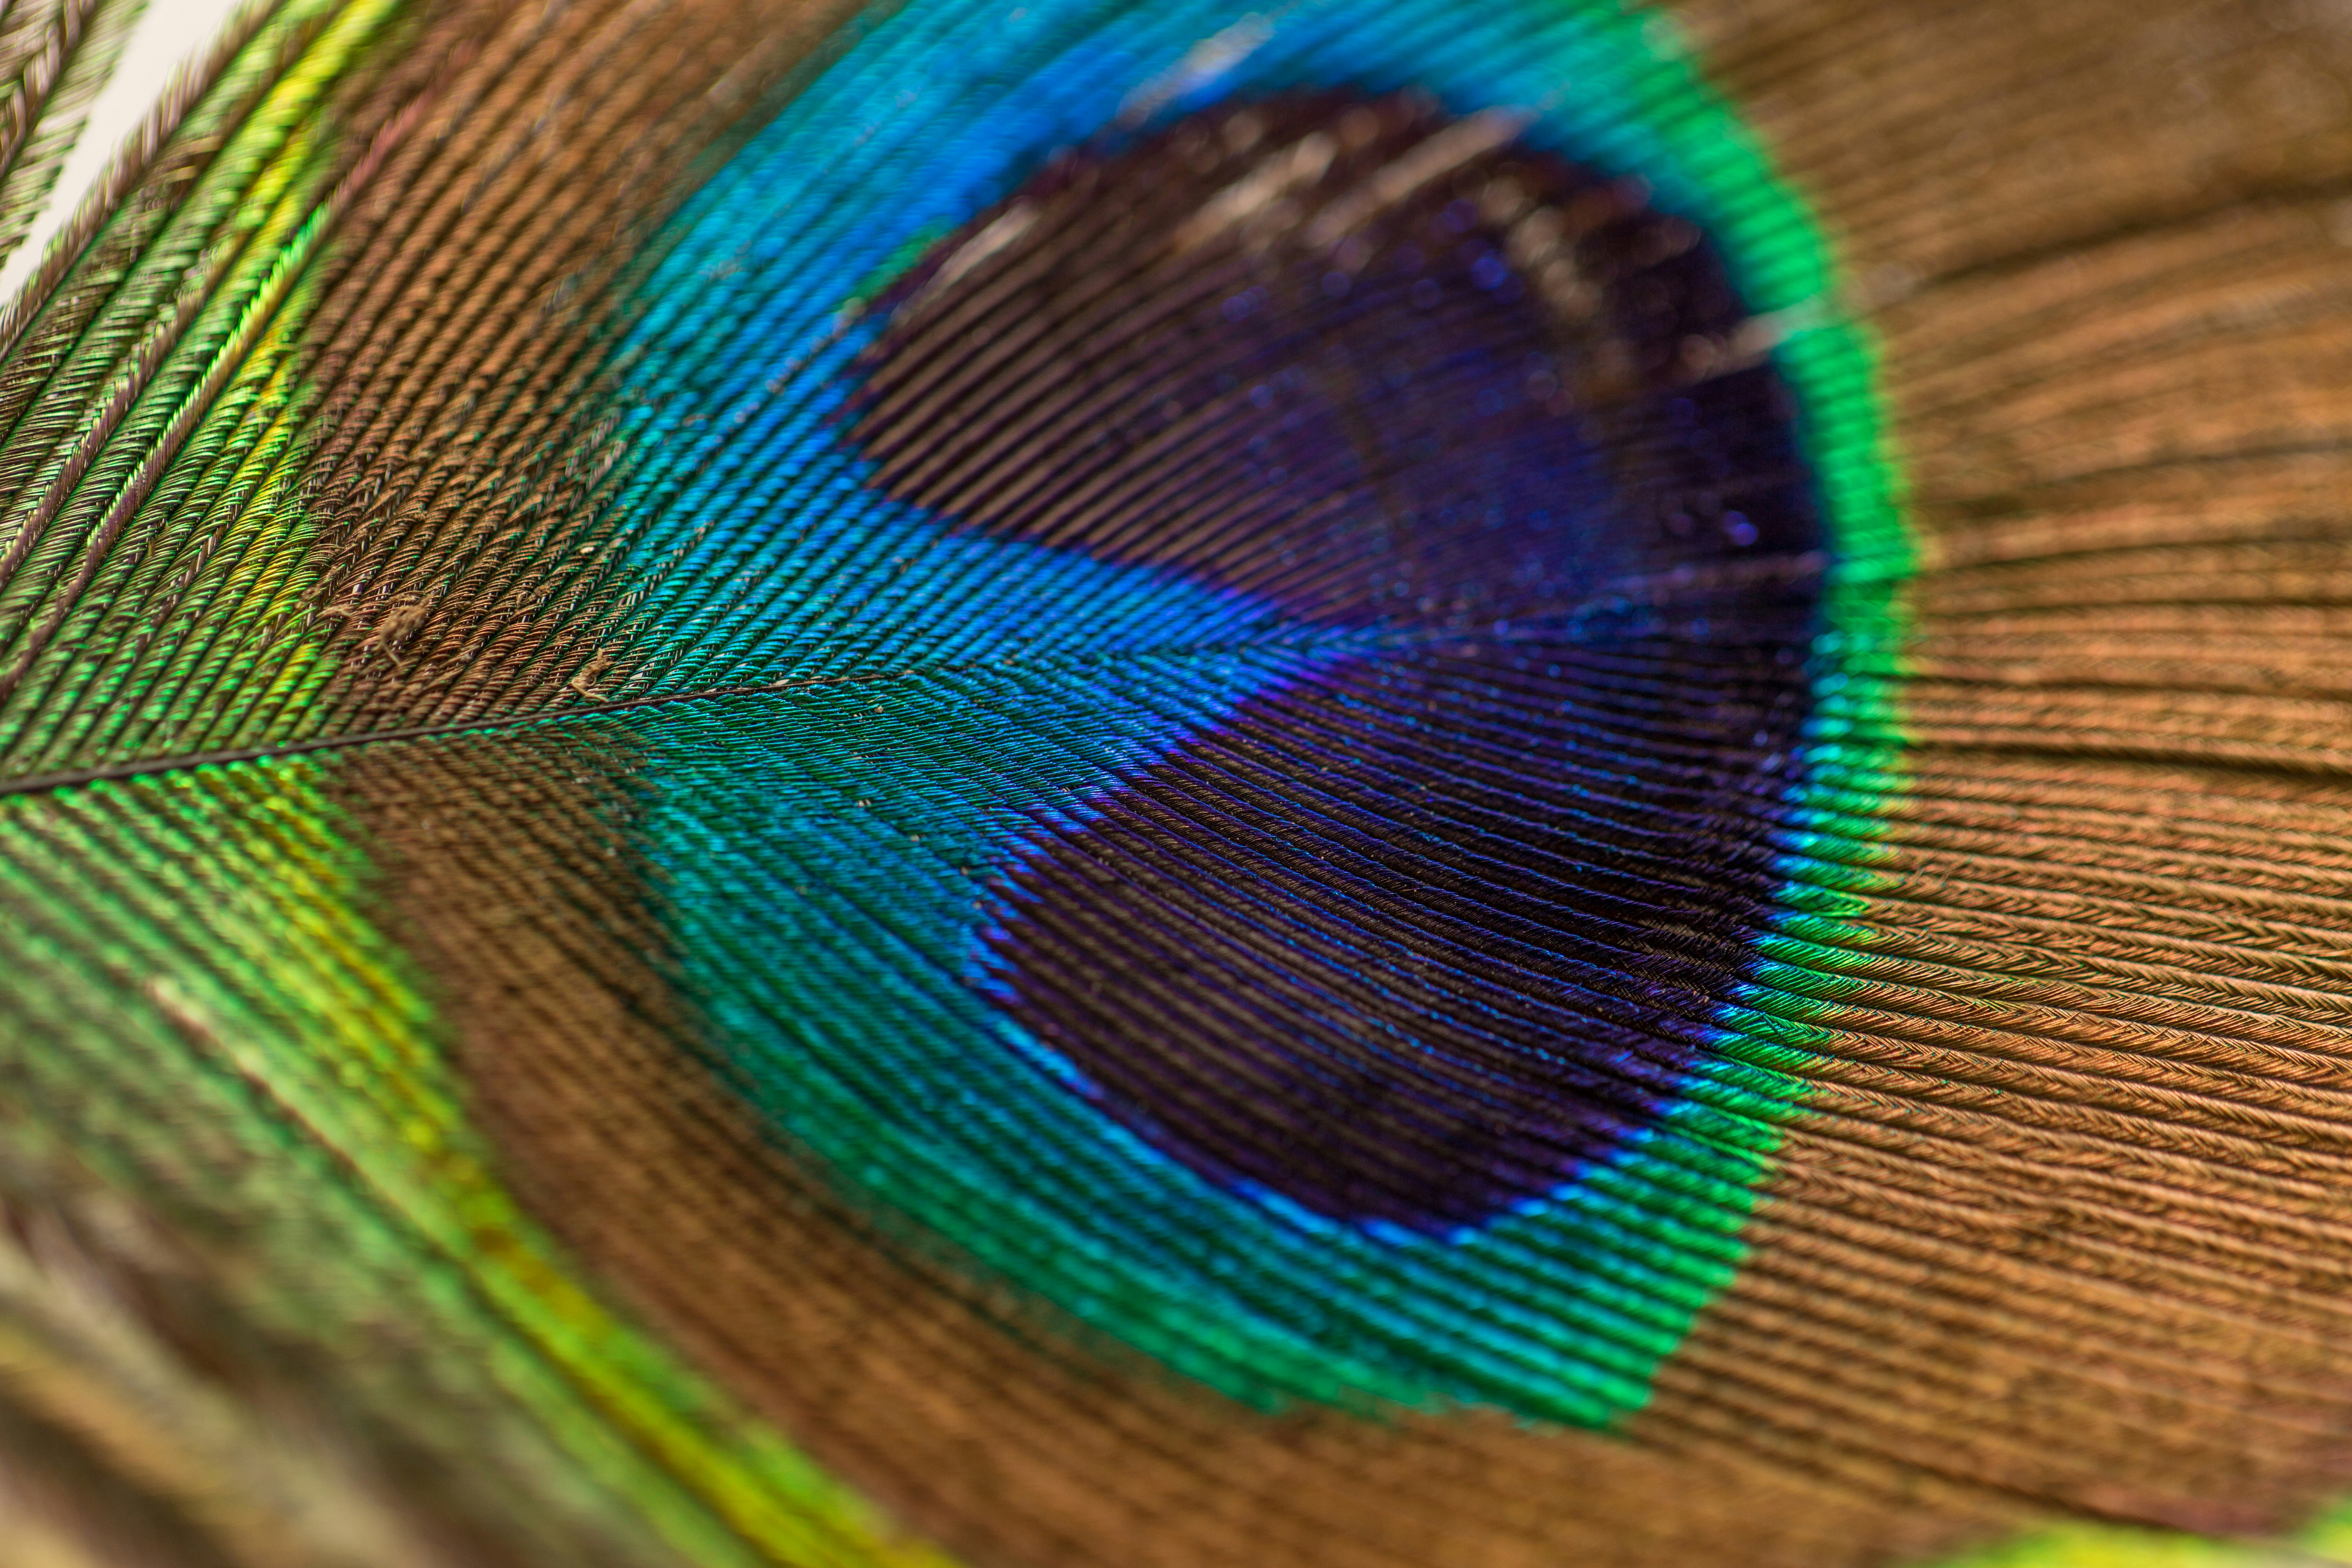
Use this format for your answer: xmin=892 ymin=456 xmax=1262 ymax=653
xmin=8 ymin=0 xmax=2352 ymax=1564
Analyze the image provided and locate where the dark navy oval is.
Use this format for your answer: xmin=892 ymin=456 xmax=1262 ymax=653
xmin=846 ymin=92 xmax=1823 ymax=1236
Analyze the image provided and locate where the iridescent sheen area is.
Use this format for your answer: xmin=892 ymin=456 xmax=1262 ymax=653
xmin=610 ymin=0 xmax=1905 ymax=1423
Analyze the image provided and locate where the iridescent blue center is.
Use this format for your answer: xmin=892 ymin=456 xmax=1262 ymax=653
xmin=844 ymin=93 xmax=1825 ymax=1235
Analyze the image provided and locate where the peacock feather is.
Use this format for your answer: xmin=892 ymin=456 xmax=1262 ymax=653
xmin=2 ymin=0 xmax=2352 ymax=1564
